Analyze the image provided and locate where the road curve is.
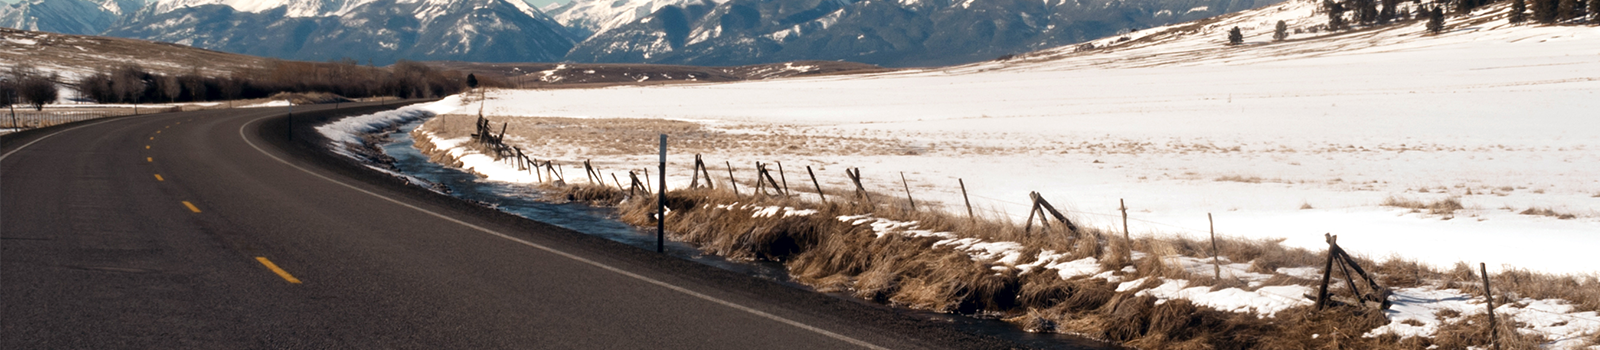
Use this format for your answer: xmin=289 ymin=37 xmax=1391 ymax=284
xmin=1 ymin=102 xmax=1026 ymax=349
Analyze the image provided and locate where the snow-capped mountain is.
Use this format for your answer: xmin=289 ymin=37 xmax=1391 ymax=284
xmin=561 ymin=0 xmax=1287 ymax=67
xmin=0 ymin=0 xmax=144 ymax=35
xmin=104 ymin=0 xmax=576 ymax=65
xmin=542 ymin=0 xmax=720 ymax=38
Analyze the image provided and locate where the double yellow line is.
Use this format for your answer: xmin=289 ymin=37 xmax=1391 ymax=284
xmin=148 ymin=122 xmax=304 ymax=285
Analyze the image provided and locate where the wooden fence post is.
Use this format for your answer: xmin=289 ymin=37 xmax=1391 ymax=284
xmin=807 ymin=166 xmax=826 ymax=203
xmin=959 ymin=178 xmax=974 ymax=222
xmin=1121 ymin=199 xmax=1132 ymax=265
xmin=1482 ymin=262 xmax=1500 ymax=350
xmin=1210 ymin=213 xmax=1221 ymax=280
xmin=725 ymin=161 xmax=739 ymax=197
xmin=846 ymin=168 xmax=871 ymax=203
xmin=900 ymin=172 xmax=915 ymax=211
xmin=776 ymin=161 xmax=790 ymax=196
xmin=1317 ymin=234 xmax=1337 ymax=310
xmin=612 ymin=173 xmax=625 ymax=191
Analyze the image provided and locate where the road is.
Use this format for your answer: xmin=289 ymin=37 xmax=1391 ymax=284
xmin=1 ymin=102 xmax=1022 ymax=349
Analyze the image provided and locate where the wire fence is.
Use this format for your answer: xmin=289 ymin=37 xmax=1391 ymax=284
xmin=2 ymin=109 xmax=139 ymax=130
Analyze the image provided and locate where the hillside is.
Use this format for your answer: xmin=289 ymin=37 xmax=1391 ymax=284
xmin=0 ymin=27 xmax=270 ymax=81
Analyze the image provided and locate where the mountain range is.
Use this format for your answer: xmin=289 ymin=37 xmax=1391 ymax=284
xmin=2 ymin=0 xmax=1285 ymax=67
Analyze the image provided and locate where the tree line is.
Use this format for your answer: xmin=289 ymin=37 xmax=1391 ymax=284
xmin=1 ymin=65 xmax=61 ymax=111
xmin=75 ymin=59 xmax=473 ymax=104
xmin=1229 ymin=0 xmax=1595 ymax=45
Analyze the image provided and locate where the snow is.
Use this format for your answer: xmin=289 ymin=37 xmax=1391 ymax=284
xmin=239 ymin=100 xmax=292 ymax=108
xmin=315 ymin=96 xmax=461 ymax=152
xmin=450 ymin=0 xmax=1600 ymax=276
xmin=547 ymin=0 xmax=729 ymax=37
xmin=1365 ymin=287 xmax=1600 ymax=348
xmin=1133 ymin=278 xmax=1313 ymax=316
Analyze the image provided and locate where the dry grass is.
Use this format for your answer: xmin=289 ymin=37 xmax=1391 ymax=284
xmin=1382 ymin=196 xmax=1464 ymax=216
xmin=1519 ymin=207 xmax=1577 ymax=220
xmin=416 ymin=132 xmax=1600 ymax=347
xmin=513 ymin=180 xmax=1596 ymax=348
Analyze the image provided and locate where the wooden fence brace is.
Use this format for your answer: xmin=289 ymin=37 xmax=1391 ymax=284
xmin=1023 ymin=194 xmax=1046 ymax=234
xmin=900 ymin=172 xmax=916 ymax=210
xmin=775 ymin=161 xmax=790 ymax=196
xmin=1481 ymin=262 xmax=1501 ymax=350
xmin=1210 ymin=213 xmax=1221 ymax=280
xmin=689 ymin=154 xmax=713 ymax=189
xmin=724 ymin=161 xmax=739 ymax=197
xmin=959 ymin=178 xmax=974 ymax=222
xmin=584 ymin=160 xmax=598 ymax=184
xmin=1030 ymin=192 xmax=1080 ymax=236
xmin=807 ymin=166 xmax=826 ymax=203
xmin=642 ymin=168 xmax=651 ymax=193
xmin=758 ymin=163 xmax=783 ymax=197
xmin=754 ymin=162 xmax=766 ymax=196
xmin=1316 ymin=234 xmax=1337 ymax=310
xmin=612 ymin=173 xmax=625 ymax=192
xmin=1121 ymin=199 xmax=1132 ymax=265
xmin=846 ymin=168 xmax=872 ymax=203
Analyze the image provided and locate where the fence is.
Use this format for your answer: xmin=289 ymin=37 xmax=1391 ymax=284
xmin=2 ymin=109 xmax=140 ymax=130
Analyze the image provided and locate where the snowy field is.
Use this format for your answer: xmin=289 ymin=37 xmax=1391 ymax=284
xmin=439 ymin=6 xmax=1600 ymax=277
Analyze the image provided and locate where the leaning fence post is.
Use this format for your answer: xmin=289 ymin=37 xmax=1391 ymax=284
xmin=900 ymin=172 xmax=915 ymax=211
xmin=725 ymin=161 xmax=739 ymax=197
xmin=1482 ymin=262 xmax=1501 ymax=350
xmin=807 ymin=165 xmax=826 ymax=203
xmin=776 ymin=161 xmax=790 ymax=196
xmin=959 ymin=178 xmax=974 ymax=222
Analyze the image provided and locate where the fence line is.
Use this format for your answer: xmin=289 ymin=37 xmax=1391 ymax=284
xmin=3 ymin=109 xmax=138 ymax=130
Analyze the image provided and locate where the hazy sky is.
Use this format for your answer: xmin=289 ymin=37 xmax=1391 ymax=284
xmin=0 ymin=0 xmax=576 ymax=9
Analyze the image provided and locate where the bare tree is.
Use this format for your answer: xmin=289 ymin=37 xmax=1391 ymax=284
xmin=160 ymin=75 xmax=182 ymax=103
xmin=19 ymin=74 xmax=59 ymax=111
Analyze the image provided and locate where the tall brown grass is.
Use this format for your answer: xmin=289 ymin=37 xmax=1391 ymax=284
xmin=510 ymin=180 xmax=1600 ymax=349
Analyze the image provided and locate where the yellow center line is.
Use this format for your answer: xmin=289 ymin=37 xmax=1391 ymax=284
xmin=255 ymin=257 xmax=303 ymax=284
xmin=145 ymin=145 xmax=150 ymax=149
xmin=154 ymin=174 xmax=164 ymax=181
xmin=182 ymin=201 xmax=201 ymax=213
xmin=147 ymin=157 xmax=153 ymax=162
xmin=156 ymin=130 xmax=161 ymax=134
xmin=149 ymin=137 xmax=154 ymax=140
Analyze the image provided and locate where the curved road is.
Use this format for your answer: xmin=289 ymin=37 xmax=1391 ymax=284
xmin=1 ymin=103 xmax=1022 ymax=349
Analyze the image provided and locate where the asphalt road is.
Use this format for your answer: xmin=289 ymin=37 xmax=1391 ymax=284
xmin=1 ymin=102 xmax=1028 ymax=349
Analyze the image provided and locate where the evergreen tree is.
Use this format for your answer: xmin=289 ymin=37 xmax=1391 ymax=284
xmin=1326 ymin=0 xmax=1350 ymax=29
xmin=1228 ymin=27 xmax=1244 ymax=45
xmin=1427 ymin=7 xmax=1446 ymax=33
xmin=1274 ymin=20 xmax=1290 ymax=41
xmin=1357 ymin=0 xmax=1380 ymax=23
xmin=1511 ymin=0 xmax=1529 ymax=23
xmin=467 ymin=73 xmax=479 ymax=89
xmin=1590 ymin=0 xmax=1599 ymax=22
xmin=1558 ymin=0 xmax=1579 ymax=20
xmin=1379 ymin=0 xmax=1398 ymax=23
xmin=1535 ymin=0 xmax=1559 ymax=22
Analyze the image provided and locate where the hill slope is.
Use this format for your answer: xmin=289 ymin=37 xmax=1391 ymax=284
xmin=103 ymin=0 xmax=577 ymax=65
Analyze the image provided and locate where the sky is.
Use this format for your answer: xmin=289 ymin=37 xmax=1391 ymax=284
xmin=0 ymin=0 xmax=575 ymax=9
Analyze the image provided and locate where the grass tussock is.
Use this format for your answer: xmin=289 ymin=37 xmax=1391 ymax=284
xmin=492 ymin=172 xmax=1597 ymax=348
xmin=1519 ymin=207 xmax=1577 ymax=220
xmin=1382 ymin=196 xmax=1464 ymax=215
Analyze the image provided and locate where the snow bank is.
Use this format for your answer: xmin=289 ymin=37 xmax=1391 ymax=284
xmin=240 ymin=100 xmax=293 ymax=108
xmin=315 ymin=95 xmax=462 ymax=150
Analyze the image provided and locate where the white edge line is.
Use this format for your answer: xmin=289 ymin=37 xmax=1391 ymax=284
xmin=0 ymin=118 xmax=125 ymax=162
xmin=237 ymin=115 xmax=888 ymax=350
